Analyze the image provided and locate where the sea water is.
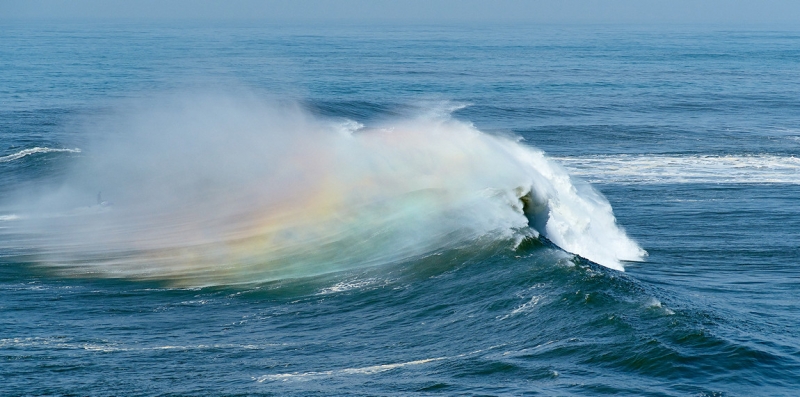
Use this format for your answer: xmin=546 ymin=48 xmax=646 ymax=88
xmin=1 ymin=22 xmax=799 ymax=395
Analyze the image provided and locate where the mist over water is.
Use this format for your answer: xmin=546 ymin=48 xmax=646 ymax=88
xmin=2 ymin=94 xmax=642 ymax=285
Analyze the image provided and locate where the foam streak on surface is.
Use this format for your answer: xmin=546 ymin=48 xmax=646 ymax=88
xmin=2 ymin=95 xmax=643 ymax=285
xmin=0 ymin=147 xmax=81 ymax=163
xmin=554 ymin=154 xmax=800 ymax=184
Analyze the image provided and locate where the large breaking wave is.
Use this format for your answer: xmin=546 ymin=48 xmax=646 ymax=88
xmin=2 ymin=94 xmax=645 ymax=286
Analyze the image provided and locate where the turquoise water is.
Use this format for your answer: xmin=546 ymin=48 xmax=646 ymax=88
xmin=1 ymin=23 xmax=800 ymax=395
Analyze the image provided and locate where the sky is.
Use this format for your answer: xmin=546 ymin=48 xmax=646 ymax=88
xmin=2 ymin=0 xmax=800 ymax=24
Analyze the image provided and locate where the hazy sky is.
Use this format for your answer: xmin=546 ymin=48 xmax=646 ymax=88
xmin=2 ymin=0 xmax=800 ymax=24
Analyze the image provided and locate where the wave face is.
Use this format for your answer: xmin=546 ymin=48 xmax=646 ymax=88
xmin=3 ymin=95 xmax=643 ymax=285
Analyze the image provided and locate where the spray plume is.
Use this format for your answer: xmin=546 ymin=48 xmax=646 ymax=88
xmin=2 ymin=94 xmax=645 ymax=286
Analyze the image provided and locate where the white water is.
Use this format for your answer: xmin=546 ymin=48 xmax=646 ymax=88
xmin=554 ymin=154 xmax=800 ymax=184
xmin=0 ymin=147 xmax=81 ymax=163
xmin=7 ymin=94 xmax=644 ymax=285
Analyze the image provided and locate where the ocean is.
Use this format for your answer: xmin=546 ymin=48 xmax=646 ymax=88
xmin=1 ymin=22 xmax=799 ymax=396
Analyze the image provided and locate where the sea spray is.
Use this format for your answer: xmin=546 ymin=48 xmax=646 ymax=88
xmin=4 ymin=94 xmax=645 ymax=285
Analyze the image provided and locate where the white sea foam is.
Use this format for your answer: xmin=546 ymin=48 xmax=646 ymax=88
xmin=498 ymin=295 xmax=542 ymax=320
xmin=3 ymin=94 xmax=644 ymax=285
xmin=254 ymin=344 xmax=509 ymax=383
xmin=0 ymin=147 xmax=81 ymax=163
xmin=553 ymin=154 xmax=800 ymax=184
xmin=317 ymin=278 xmax=384 ymax=295
xmin=255 ymin=357 xmax=445 ymax=382
xmin=644 ymin=297 xmax=675 ymax=315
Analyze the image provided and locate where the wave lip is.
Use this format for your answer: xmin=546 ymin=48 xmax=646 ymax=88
xmin=0 ymin=147 xmax=81 ymax=163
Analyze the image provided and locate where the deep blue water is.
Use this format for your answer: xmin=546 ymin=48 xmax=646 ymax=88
xmin=1 ymin=22 xmax=800 ymax=396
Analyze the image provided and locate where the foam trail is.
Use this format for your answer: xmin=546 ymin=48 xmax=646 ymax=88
xmin=554 ymin=154 xmax=800 ymax=184
xmin=3 ymin=94 xmax=644 ymax=286
xmin=255 ymin=357 xmax=445 ymax=382
xmin=0 ymin=147 xmax=81 ymax=163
